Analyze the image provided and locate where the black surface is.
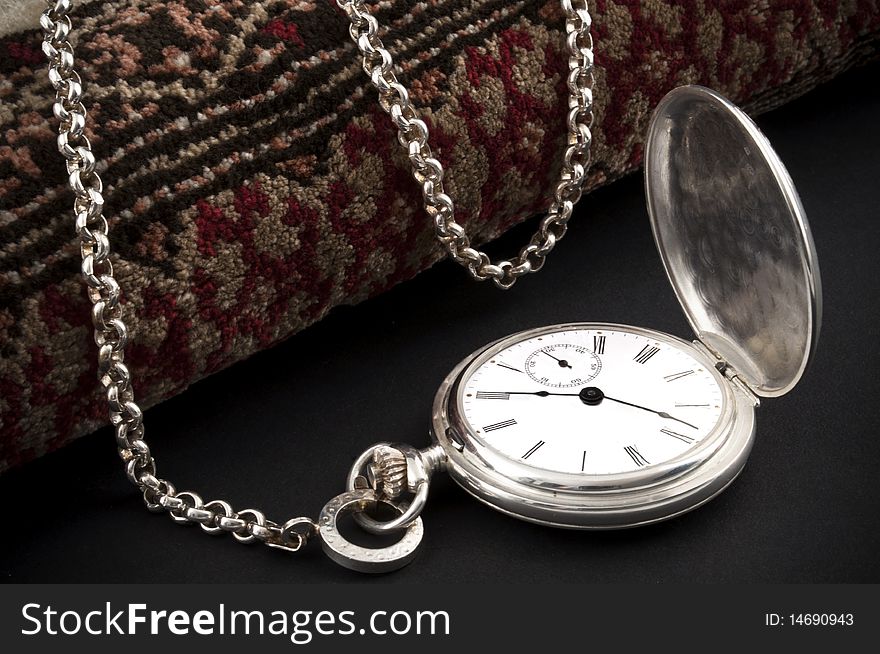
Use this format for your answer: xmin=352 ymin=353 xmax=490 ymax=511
xmin=3 ymin=63 xmax=879 ymax=583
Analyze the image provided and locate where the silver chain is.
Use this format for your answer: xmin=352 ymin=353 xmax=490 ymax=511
xmin=337 ymin=0 xmax=595 ymax=289
xmin=40 ymin=0 xmax=595 ymax=555
xmin=40 ymin=0 xmax=318 ymax=553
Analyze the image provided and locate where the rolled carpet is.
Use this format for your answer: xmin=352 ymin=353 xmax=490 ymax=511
xmin=0 ymin=0 xmax=878 ymax=473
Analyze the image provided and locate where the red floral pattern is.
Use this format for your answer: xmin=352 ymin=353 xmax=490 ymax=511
xmin=0 ymin=0 xmax=878 ymax=473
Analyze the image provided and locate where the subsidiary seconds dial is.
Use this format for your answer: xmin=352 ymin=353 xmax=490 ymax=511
xmin=525 ymin=343 xmax=601 ymax=388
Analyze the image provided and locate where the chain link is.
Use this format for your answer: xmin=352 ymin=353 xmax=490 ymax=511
xmin=337 ymin=0 xmax=596 ymax=289
xmin=40 ymin=0 xmax=317 ymax=554
xmin=40 ymin=0 xmax=595 ymax=553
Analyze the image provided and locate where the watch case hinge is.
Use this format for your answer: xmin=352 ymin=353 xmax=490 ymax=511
xmin=692 ymin=340 xmax=761 ymax=407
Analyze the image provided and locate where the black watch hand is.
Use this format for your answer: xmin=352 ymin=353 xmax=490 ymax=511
xmin=601 ymin=394 xmax=698 ymax=430
xmin=478 ymin=388 xmax=698 ymax=430
xmin=540 ymin=350 xmax=572 ymax=369
xmin=495 ymin=391 xmax=580 ymax=397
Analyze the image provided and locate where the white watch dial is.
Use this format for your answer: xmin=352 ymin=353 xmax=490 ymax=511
xmin=459 ymin=326 xmax=726 ymax=475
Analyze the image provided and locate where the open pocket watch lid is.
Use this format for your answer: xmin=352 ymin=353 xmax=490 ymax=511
xmin=644 ymin=86 xmax=822 ymax=398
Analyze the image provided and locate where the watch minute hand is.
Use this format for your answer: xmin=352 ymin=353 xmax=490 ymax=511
xmin=602 ymin=395 xmax=698 ymax=430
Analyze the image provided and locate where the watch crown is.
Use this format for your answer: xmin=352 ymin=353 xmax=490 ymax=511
xmin=368 ymin=445 xmax=408 ymax=500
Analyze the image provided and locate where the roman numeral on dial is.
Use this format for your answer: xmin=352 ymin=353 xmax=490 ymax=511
xmin=483 ymin=418 xmax=517 ymax=432
xmin=475 ymin=391 xmax=510 ymax=400
xmin=634 ymin=345 xmax=660 ymax=364
xmin=593 ymin=335 xmax=606 ymax=355
xmin=624 ymin=445 xmax=650 ymax=467
xmin=522 ymin=440 xmax=545 ymax=459
xmin=660 ymin=428 xmax=695 ymax=444
xmin=664 ymin=370 xmax=694 ymax=382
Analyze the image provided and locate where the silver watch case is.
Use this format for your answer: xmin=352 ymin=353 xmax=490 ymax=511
xmin=431 ymin=323 xmax=756 ymax=528
xmin=429 ymin=86 xmax=821 ymax=529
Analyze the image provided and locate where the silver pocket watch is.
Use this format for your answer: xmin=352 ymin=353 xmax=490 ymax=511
xmin=317 ymin=85 xmax=822 ymax=572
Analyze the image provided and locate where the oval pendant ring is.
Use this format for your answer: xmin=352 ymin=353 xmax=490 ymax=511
xmin=317 ymin=489 xmax=424 ymax=573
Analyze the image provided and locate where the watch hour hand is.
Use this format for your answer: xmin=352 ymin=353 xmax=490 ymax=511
xmin=474 ymin=389 xmax=697 ymax=431
xmin=476 ymin=391 xmax=581 ymax=399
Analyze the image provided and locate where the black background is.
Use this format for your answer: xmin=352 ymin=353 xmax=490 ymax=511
xmin=2 ymin=63 xmax=879 ymax=583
